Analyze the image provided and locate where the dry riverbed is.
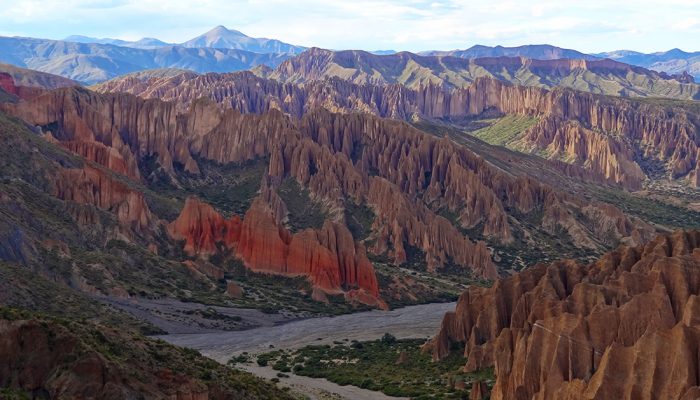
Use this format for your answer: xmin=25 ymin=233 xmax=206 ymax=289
xmin=159 ymin=301 xmax=456 ymax=399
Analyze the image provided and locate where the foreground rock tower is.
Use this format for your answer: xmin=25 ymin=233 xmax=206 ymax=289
xmin=425 ymin=230 xmax=700 ymax=400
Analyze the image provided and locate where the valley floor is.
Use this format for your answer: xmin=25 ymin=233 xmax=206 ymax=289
xmin=160 ymin=301 xmax=455 ymax=362
xmin=159 ymin=301 xmax=455 ymax=399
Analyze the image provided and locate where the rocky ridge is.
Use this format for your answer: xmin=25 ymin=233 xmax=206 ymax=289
xmin=267 ymin=48 xmax=700 ymax=98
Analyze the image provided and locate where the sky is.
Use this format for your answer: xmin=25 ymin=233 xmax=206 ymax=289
xmin=1 ymin=0 xmax=699 ymax=53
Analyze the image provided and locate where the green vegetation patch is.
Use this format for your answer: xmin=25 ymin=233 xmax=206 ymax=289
xmin=140 ymin=155 xmax=267 ymax=220
xmin=256 ymin=336 xmax=494 ymax=399
xmin=277 ymin=178 xmax=327 ymax=232
xmin=590 ymin=187 xmax=700 ymax=230
xmin=344 ymin=201 xmax=375 ymax=241
xmin=469 ymin=114 xmax=538 ymax=146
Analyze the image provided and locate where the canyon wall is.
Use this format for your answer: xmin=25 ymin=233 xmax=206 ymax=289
xmin=1 ymin=86 xmax=657 ymax=294
xmin=96 ymin=71 xmax=699 ymax=189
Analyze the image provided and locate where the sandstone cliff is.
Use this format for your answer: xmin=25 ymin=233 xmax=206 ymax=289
xmin=425 ymin=230 xmax=700 ymax=400
xmin=53 ymin=165 xmax=155 ymax=234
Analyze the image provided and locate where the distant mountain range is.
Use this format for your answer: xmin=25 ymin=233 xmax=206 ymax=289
xmin=64 ymin=35 xmax=172 ymax=49
xmin=1 ymin=27 xmax=699 ymax=85
xmin=422 ymin=44 xmax=699 ymax=81
xmin=0 ymin=38 xmax=292 ymax=84
xmin=181 ymin=25 xmax=305 ymax=54
xmin=420 ymin=44 xmax=596 ymax=61
xmin=64 ymin=25 xmax=305 ymax=53
xmin=0 ymin=26 xmax=304 ymax=84
xmin=595 ymin=48 xmax=700 ymax=81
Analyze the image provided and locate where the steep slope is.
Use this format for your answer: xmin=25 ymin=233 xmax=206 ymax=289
xmin=425 ymin=230 xmax=700 ymax=400
xmin=0 ymin=308 xmax=294 ymax=400
xmin=96 ymin=70 xmax=700 ymax=189
xmin=0 ymin=36 xmax=292 ymax=84
xmin=182 ymin=25 xmax=306 ymax=54
xmin=268 ymin=48 xmax=700 ymax=99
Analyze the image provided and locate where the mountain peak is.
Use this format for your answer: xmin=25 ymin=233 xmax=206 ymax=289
xmin=181 ymin=27 xmax=306 ymax=54
xmin=206 ymin=25 xmax=244 ymax=36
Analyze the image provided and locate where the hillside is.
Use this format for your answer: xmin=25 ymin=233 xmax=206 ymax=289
xmin=0 ymin=62 xmax=77 ymax=89
xmin=0 ymin=307 xmax=294 ymax=399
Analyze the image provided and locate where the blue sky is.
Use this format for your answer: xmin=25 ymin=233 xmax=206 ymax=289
xmin=1 ymin=0 xmax=699 ymax=53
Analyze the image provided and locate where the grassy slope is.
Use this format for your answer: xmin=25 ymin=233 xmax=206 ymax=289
xmin=469 ymin=114 xmax=538 ymax=146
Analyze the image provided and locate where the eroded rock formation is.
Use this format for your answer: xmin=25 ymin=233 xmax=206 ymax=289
xmin=53 ymin=165 xmax=155 ymax=233
xmin=1 ymin=85 xmax=657 ymax=286
xmin=169 ymin=197 xmax=382 ymax=306
xmin=425 ymin=230 xmax=700 ymax=400
xmin=95 ymin=68 xmax=699 ymax=189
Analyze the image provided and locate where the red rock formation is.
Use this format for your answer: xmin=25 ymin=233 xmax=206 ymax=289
xmin=2 ymin=85 xmax=656 ymax=279
xmin=238 ymin=199 xmax=381 ymax=304
xmin=425 ymin=230 xmax=700 ymax=400
xmin=168 ymin=197 xmax=242 ymax=257
xmin=169 ymin=197 xmax=382 ymax=306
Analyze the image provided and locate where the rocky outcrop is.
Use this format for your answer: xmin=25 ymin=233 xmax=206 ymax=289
xmin=0 ymin=72 xmax=45 ymax=100
xmin=0 ymin=319 xmax=210 ymax=399
xmin=425 ymin=230 xmax=700 ymax=399
xmin=517 ymin=117 xmax=646 ymax=189
xmin=169 ymin=197 xmax=382 ymax=306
